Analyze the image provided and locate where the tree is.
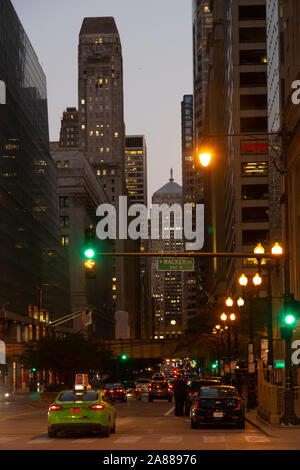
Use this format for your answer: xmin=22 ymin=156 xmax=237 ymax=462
xmin=19 ymin=333 xmax=112 ymax=387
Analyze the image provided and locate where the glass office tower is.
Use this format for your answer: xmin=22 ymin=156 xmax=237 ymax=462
xmin=0 ymin=0 xmax=69 ymax=319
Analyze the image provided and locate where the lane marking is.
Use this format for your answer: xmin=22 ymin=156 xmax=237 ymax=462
xmin=160 ymin=436 xmax=183 ymax=443
xmin=164 ymin=406 xmax=175 ymax=416
xmin=113 ymin=436 xmax=142 ymax=443
xmin=203 ymin=436 xmax=226 ymax=443
xmin=0 ymin=437 xmax=19 ymax=444
xmin=244 ymin=435 xmax=270 ymax=443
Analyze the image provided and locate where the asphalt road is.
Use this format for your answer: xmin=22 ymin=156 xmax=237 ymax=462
xmin=0 ymin=393 xmax=297 ymax=450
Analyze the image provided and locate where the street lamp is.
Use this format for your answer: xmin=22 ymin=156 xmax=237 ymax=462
xmin=198 ymin=152 xmax=212 ymax=167
xmin=239 ymin=274 xmax=248 ymax=287
xmin=253 ymin=273 xmax=262 ymax=287
xmin=226 ymin=297 xmax=234 ymax=307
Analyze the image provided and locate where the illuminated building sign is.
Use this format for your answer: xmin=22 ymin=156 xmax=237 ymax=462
xmin=241 ymin=140 xmax=268 ymax=154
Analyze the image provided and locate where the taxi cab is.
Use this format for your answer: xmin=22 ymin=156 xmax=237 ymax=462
xmin=48 ymin=380 xmax=116 ymax=438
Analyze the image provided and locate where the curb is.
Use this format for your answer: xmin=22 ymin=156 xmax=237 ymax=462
xmin=245 ymin=414 xmax=272 ymax=437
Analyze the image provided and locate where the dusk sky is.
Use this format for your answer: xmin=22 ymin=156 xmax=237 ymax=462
xmin=11 ymin=0 xmax=193 ymax=203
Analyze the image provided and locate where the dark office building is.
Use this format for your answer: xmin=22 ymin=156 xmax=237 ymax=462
xmin=59 ymin=107 xmax=80 ymax=148
xmin=0 ymin=0 xmax=69 ymax=320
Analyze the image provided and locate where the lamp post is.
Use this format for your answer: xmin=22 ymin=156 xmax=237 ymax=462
xmin=238 ymin=272 xmax=262 ymax=410
xmin=253 ymin=242 xmax=283 ymax=371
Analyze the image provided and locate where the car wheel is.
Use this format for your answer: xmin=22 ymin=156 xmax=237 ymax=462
xmin=48 ymin=428 xmax=57 ymax=438
xmin=191 ymin=419 xmax=198 ymax=429
xmin=237 ymin=419 xmax=245 ymax=429
xmin=102 ymin=422 xmax=110 ymax=438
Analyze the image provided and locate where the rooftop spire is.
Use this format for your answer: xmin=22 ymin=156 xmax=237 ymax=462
xmin=170 ymin=168 xmax=174 ymax=183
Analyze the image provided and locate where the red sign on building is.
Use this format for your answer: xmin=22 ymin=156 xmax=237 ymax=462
xmin=241 ymin=140 xmax=268 ymax=154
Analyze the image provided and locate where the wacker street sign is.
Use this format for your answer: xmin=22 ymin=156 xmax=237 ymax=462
xmin=157 ymin=257 xmax=195 ymax=272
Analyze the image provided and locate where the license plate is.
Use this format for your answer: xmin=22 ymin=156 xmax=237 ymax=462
xmin=71 ymin=408 xmax=81 ymax=414
xmin=213 ymin=412 xmax=223 ymax=418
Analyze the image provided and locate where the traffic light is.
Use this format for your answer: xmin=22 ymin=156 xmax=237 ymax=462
xmin=84 ymin=226 xmax=96 ymax=279
xmin=121 ymin=354 xmax=128 ymax=360
xmin=281 ymin=294 xmax=299 ymax=339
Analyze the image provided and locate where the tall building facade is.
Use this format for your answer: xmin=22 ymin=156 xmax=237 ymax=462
xmin=125 ymin=135 xmax=147 ymax=206
xmin=283 ymin=0 xmax=300 ymax=302
xmin=50 ymin=143 xmax=115 ymax=339
xmin=181 ymin=95 xmax=198 ymax=321
xmin=222 ymin=0 xmax=270 ymax=293
xmin=151 ymin=175 xmax=186 ymax=340
xmin=266 ymin=0 xmax=284 ymax=244
xmin=0 ymin=0 xmax=69 ymax=320
xmin=78 ymin=17 xmax=126 ymax=313
xmin=59 ymin=107 xmax=80 ymax=148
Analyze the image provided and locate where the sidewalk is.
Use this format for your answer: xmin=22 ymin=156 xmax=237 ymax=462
xmin=245 ymin=408 xmax=300 ymax=438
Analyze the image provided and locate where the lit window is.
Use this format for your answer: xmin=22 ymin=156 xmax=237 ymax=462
xmin=89 ymin=131 xmax=93 ymax=136
xmin=61 ymin=235 xmax=70 ymax=247
xmin=106 ymin=147 xmax=110 ymax=152
xmin=81 ymin=124 xmax=85 ymax=129
xmin=81 ymin=99 xmax=85 ymax=104
xmin=114 ymin=132 xmax=118 ymax=138
xmin=97 ymin=170 xmax=101 ymax=176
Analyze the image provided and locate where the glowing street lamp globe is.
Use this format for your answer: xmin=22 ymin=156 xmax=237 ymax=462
xmin=239 ymin=274 xmax=248 ymax=287
xmin=199 ymin=152 xmax=212 ymax=167
xmin=253 ymin=273 xmax=262 ymax=286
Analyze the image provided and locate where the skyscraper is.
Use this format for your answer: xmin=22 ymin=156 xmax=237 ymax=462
xmin=78 ymin=17 xmax=125 ymax=202
xmin=0 ymin=0 xmax=69 ymax=321
xmin=125 ymin=135 xmax=147 ymax=206
xmin=151 ymin=174 xmax=186 ymax=340
xmin=78 ymin=17 xmax=126 ymax=312
xmin=59 ymin=107 xmax=80 ymax=148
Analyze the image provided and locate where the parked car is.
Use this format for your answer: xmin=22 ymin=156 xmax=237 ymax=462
xmin=102 ymin=383 xmax=127 ymax=402
xmin=122 ymin=381 xmax=142 ymax=400
xmin=190 ymin=385 xmax=245 ymax=429
xmin=148 ymin=381 xmax=172 ymax=402
xmin=185 ymin=377 xmax=222 ymax=415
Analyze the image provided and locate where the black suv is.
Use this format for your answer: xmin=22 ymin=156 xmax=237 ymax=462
xmin=148 ymin=381 xmax=172 ymax=402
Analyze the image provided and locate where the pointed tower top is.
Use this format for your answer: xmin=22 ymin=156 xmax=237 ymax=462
xmin=170 ymin=168 xmax=174 ymax=183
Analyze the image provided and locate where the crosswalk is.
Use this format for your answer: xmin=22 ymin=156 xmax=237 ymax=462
xmin=0 ymin=433 xmax=271 ymax=446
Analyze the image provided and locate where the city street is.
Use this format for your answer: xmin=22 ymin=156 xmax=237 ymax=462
xmin=0 ymin=393 xmax=299 ymax=450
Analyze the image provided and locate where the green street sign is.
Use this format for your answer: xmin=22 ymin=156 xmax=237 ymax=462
xmin=274 ymin=360 xmax=285 ymax=369
xmin=157 ymin=257 xmax=195 ymax=272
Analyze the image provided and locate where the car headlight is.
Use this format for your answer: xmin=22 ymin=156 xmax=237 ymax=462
xmin=4 ymin=393 xmax=10 ymax=398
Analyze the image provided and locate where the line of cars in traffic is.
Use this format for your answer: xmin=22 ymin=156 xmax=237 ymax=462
xmin=46 ymin=372 xmax=246 ymax=438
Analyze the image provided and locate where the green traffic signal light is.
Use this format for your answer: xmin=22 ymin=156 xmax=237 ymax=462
xmin=32 ymin=367 xmax=37 ymax=372
xmin=84 ymin=248 xmax=95 ymax=258
xmin=284 ymin=314 xmax=296 ymax=326
xmin=121 ymin=354 xmax=128 ymax=360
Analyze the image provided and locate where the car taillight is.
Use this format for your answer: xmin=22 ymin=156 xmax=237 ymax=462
xmin=49 ymin=404 xmax=63 ymax=411
xmin=116 ymin=389 xmax=122 ymax=392
xmin=235 ymin=400 xmax=241 ymax=410
xmin=89 ymin=404 xmax=105 ymax=410
xmin=188 ymin=391 xmax=197 ymax=397
xmin=194 ymin=400 xmax=199 ymax=410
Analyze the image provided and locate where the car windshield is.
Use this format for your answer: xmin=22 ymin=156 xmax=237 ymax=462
xmin=198 ymin=387 xmax=237 ymax=398
xmin=190 ymin=380 xmax=221 ymax=391
xmin=58 ymin=391 xmax=99 ymax=402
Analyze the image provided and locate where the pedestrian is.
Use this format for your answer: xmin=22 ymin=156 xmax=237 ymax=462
xmin=173 ymin=375 xmax=188 ymax=416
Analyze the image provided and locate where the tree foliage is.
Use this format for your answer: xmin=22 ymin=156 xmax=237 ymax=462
xmin=19 ymin=334 xmax=112 ymax=387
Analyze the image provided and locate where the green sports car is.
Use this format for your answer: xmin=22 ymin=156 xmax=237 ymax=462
xmin=48 ymin=389 xmax=116 ymax=438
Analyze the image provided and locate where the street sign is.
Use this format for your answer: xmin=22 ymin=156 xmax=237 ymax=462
xmin=274 ymin=360 xmax=285 ymax=369
xmin=157 ymin=257 xmax=194 ymax=271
